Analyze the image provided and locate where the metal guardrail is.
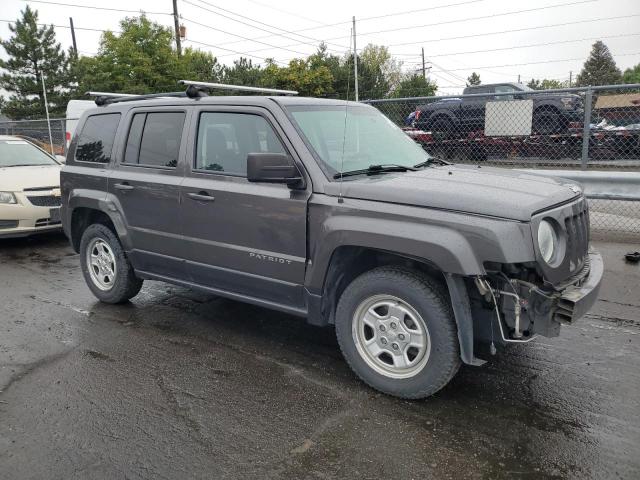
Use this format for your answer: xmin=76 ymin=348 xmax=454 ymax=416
xmin=519 ymin=169 xmax=640 ymax=201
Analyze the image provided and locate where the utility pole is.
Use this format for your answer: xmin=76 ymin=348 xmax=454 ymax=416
xmin=69 ymin=17 xmax=77 ymax=57
xmin=517 ymin=74 xmax=521 ymax=83
xmin=40 ymin=74 xmax=54 ymax=156
xmin=569 ymin=71 xmax=573 ymax=87
xmin=352 ymin=16 xmax=358 ymax=102
xmin=172 ymin=0 xmax=182 ymax=56
xmin=421 ymin=47 xmax=426 ymax=79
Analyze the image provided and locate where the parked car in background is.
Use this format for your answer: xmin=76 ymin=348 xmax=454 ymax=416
xmin=0 ymin=136 xmax=63 ymax=238
xmin=66 ymin=100 xmax=95 ymax=150
xmin=414 ymin=82 xmax=583 ymax=136
xmin=15 ymin=135 xmax=66 ymax=161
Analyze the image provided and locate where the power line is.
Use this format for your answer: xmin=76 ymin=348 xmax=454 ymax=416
xmin=183 ymin=38 xmax=289 ymax=65
xmin=0 ymin=18 xmax=113 ymax=32
xmin=180 ymin=16 xmax=311 ymax=56
xmin=201 ymin=0 xmax=487 ymax=49
xmin=205 ymin=0 xmax=607 ymax=59
xmin=429 ymin=51 xmax=640 ymax=73
xmin=211 ymin=11 xmax=640 ymax=59
xmin=322 ymin=0 xmax=600 ymax=41
xmin=393 ymin=32 xmax=640 ymax=59
xmin=240 ymin=0 xmax=331 ymax=26
xmin=181 ymin=0 xmax=348 ymax=51
xmin=21 ymin=0 xmax=172 ymax=16
xmin=387 ymin=13 xmax=640 ymax=48
xmin=353 ymin=0 xmax=485 ymax=23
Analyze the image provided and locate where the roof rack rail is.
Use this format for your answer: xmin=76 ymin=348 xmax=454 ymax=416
xmin=179 ymin=80 xmax=298 ymax=96
xmin=86 ymin=80 xmax=298 ymax=107
xmin=88 ymin=91 xmax=188 ymax=106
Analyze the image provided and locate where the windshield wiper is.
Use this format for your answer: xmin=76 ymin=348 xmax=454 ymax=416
xmin=333 ymin=164 xmax=416 ymax=179
xmin=413 ymin=157 xmax=451 ymax=168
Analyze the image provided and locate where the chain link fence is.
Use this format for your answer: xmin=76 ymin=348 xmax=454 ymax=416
xmin=366 ymin=83 xmax=640 ymax=240
xmin=1 ymin=89 xmax=639 ymax=240
xmin=0 ymin=118 xmax=67 ymax=156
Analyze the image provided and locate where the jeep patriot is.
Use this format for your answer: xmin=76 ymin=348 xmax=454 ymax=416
xmin=61 ymin=83 xmax=603 ymax=399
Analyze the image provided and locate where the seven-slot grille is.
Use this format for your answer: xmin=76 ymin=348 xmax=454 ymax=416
xmin=27 ymin=195 xmax=61 ymax=207
xmin=564 ymin=200 xmax=590 ymax=273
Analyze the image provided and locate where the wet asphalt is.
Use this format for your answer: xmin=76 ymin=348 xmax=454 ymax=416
xmin=0 ymin=233 xmax=639 ymax=480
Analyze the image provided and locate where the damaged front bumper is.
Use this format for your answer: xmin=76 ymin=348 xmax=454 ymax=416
xmin=478 ymin=250 xmax=604 ymax=342
xmin=554 ymin=251 xmax=603 ymax=324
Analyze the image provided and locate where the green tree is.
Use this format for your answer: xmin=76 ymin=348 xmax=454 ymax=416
xmin=527 ymin=78 xmax=569 ymax=90
xmin=261 ymin=58 xmax=333 ymax=96
xmin=76 ymin=15 xmax=190 ymax=94
xmin=182 ymin=47 xmax=223 ymax=83
xmin=466 ymin=72 xmax=481 ymax=86
xmin=575 ymin=41 xmax=622 ymax=86
xmin=221 ymin=57 xmax=264 ymax=90
xmin=391 ymin=74 xmax=438 ymax=98
xmin=357 ymin=44 xmax=402 ymax=99
xmin=622 ymin=63 xmax=640 ymax=84
xmin=0 ymin=6 xmax=73 ymax=119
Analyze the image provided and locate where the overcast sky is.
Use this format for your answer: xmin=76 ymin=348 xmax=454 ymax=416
xmin=1 ymin=0 xmax=639 ymax=93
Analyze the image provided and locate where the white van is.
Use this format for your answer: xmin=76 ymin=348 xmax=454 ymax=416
xmin=66 ymin=100 xmax=94 ymax=149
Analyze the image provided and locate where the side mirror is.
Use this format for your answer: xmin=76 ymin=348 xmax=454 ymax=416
xmin=55 ymin=155 xmax=66 ymax=164
xmin=247 ymin=153 xmax=303 ymax=187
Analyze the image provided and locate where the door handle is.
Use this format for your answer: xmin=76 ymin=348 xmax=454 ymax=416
xmin=114 ymin=183 xmax=134 ymax=191
xmin=187 ymin=192 xmax=215 ymax=202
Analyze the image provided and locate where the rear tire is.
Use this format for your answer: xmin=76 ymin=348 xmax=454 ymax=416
xmin=533 ymin=108 xmax=564 ymax=134
xmin=429 ymin=116 xmax=455 ymax=140
xmin=79 ymin=223 xmax=143 ymax=303
xmin=335 ymin=267 xmax=461 ymax=399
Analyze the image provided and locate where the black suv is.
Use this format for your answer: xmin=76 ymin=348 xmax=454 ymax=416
xmin=61 ymin=85 xmax=602 ymax=399
xmin=414 ymin=82 xmax=583 ymax=135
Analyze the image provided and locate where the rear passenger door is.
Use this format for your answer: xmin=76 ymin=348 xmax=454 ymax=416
xmin=180 ymin=106 xmax=310 ymax=309
xmin=108 ymin=108 xmax=189 ymax=278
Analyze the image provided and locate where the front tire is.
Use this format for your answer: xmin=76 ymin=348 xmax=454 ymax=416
xmin=335 ymin=267 xmax=460 ymax=399
xmin=79 ymin=223 xmax=143 ymax=303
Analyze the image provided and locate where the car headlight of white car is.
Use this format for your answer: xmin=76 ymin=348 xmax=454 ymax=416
xmin=538 ymin=219 xmax=559 ymax=264
xmin=0 ymin=192 xmax=17 ymax=204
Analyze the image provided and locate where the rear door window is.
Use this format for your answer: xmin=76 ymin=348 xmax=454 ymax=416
xmin=123 ymin=112 xmax=186 ymax=168
xmin=75 ymin=113 xmax=120 ymax=163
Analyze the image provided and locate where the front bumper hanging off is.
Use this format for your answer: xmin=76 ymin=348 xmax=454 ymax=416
xmin=554 ymin=251 xmax=604 ymax=324
xmin=478 ymin=250 xmax=604 ymax=342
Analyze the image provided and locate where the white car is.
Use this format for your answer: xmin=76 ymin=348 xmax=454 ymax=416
xmin=0 ymin=136 xmax=63 ymax=238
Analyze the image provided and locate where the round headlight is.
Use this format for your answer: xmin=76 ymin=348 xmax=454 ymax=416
xmin=537 ymin=220 xmax=558 ymax=264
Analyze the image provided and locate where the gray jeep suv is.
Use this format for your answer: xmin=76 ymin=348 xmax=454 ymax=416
xmin=61 ymin=88 xmax=602 ymax=399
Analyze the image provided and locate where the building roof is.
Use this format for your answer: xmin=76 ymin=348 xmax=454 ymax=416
xmin=595 ymin=93 xmax=640 ymax=109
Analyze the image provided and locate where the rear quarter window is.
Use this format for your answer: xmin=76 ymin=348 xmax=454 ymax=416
xmin=74 ymin=113 xmax=121 ymax=164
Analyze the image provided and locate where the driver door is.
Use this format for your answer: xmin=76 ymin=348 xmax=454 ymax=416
xmin=179 ymin=106 xmax=310 ymax=309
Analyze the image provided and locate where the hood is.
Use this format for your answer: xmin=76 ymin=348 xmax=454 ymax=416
xmin=325 ymin=164 xmax=580 ymax=221
xmin=0 ymin=164 xmax=61 ymax=191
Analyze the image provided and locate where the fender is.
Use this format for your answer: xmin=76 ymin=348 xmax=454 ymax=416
xmin=422 ymin=107 xmax=460 ymax=126
xmin=305 ymin=214 xmax=482 ymax=294
xmin=66 ymin=190 xmax=133 ymax=251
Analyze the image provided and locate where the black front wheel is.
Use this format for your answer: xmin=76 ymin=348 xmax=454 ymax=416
xmin=79 ymin=223 xmax=143 ymax=304
xmin=335 ymin=267 xmax=461 ymax=399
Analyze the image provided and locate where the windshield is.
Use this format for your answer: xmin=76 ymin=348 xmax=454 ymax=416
xmin=0 ymin=140 xmax=58 ymax=167
xmin=286 ymin=105 xmax=431 ymax=178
